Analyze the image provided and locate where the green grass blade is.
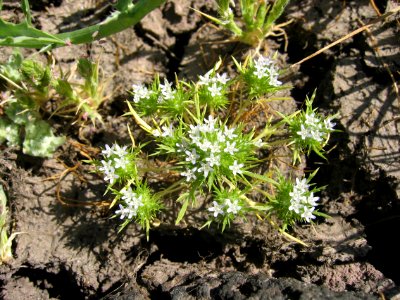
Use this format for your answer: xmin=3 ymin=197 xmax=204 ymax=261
xmin=263 ymin=0 xmax=290 ymax=33
xmin=21 ymin=0 xmax=32 ymax=25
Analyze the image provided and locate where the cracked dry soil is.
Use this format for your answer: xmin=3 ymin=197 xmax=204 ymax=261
xmin=0 ymin=0 xmax=399 ymax=299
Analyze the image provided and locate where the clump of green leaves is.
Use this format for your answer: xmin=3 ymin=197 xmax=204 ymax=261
xmin=0 ymin=51 xmax=110 ymax=157
xmin=94 ymin=54 xmax=335 ymax=242
xmin=196 ymin=0 xmax=291 ymax=48
xmin=0 ymin=92 xmax=65 ymax=157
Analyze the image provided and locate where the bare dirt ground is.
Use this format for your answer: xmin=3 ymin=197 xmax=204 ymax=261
xmin=0 ymin=0 xmax=399 ymax=299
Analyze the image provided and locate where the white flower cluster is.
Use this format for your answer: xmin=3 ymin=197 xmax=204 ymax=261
xmin=208 ymin=198 xmax=241 ymax=217
xmin=98 ymin=144 xmax=129 ymax=184
xmin=131 ymin=84 xmax=153 ymax=103
xmin=115 ymin=187 xmax=144 ymax=219
xmin=153 ymin=124 xmax=174 ymax=138
xmin=288 ymin=178 xmax=319 ymax=222
xmin=178 ymin=116 xmax=244 ymax=181
xmin=296 ymin=112 xmax=335 ymax=142
xmin=198 ymin=70 xmax=230 ymax=97
xmin=253 ymin=56 xmax=282 ymax=87
xmin=158 ymin=79 xmax=176 ymax=103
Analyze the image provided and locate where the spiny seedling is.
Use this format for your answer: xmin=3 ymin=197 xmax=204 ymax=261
xmin=195 ymin=0 xmax=291 ymax=48
xmin=94 ymin=54 xmax=336 ymax=242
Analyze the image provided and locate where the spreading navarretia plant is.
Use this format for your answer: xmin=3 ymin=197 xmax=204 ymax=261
xmin=94 ymin=54 xmax=335 ymax=242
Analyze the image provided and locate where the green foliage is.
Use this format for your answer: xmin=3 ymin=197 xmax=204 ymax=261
xmin=0 ymin=185 xmax=19 ymax=264
xmin=0 ymin=0 xmax=166 ymax=49
xmin=0 ymin=50 xmax=113 ymax=157
xmin=197 ymin=0 xmax=290 ymax=47
xmin=23 ymin=120 xmax=65 ymax=157
xmin=95 ymin=54 xmax=336 ymax=240
xmin=0 ymin=118 xmax=20 ymax=146
xmin=0 ymin=95 xmax=65 ymax=157
xmin=281 ymin=90 xmax=337 ymax=163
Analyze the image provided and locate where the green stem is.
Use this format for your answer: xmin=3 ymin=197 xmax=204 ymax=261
xmin=0 ymin=0 xmax=165 ymax=49
xmin=57 ymin=0 xmax=165 ymax=44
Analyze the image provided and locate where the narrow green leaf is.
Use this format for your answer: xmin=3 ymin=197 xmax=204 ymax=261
xmin=21 ymin=0 xmax=32 ymax=25
xmin=263 ymin=0 xmax=290 ymax=32
xmin=175 ymin=197 xmax=189 ymax=225
xmin=115 ymin=0 xmax=133 ymax=12
xmin=242 ymin=170 xmax=278 ymax=185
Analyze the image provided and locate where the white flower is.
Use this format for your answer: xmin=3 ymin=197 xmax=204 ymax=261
xmin=132 ymin=84 xmax=152 ymax=103
xmin=301 ymin=206 xmax=316 ymax=222
xmin=208 ymin=83 xmax=222 ymax=97
xmin=224 ymin=127 xmax=237 ymax=139
xmin=198 ymin=70 xmax=213 ymax=86
xmin=152 ymin=129 xmax=161 ymax=137
xmin=266 ymin=66 xmax=281 ymax=85
xmin=153 ymin=124 xmax=174 ymax=138
xmin=229 ymin=160 xmax=244 ymax=176
xmin=189 ymin=124 xmax=201 ymax=138
xmin=224 ymin=141 xmax=237 ymax=155
xmin=254 ymin=67 xmax=266 ymax=79
xmin=128 ymin=195 xmax=143 ymax=211
xmin=204 ymin=115 xmax=217 ymax=129
xmin=216 ymin=131 xmax=226 ymax=143
xmin=253 ymin=138 xmax=264 ymax=148
xmin=176 ymin=142 xmax=187 ymax=152
xmin=289 ymin=189 xmax=306 ymax=204
xmin=305 ymin=192 xmax=319 ymax=206
xmin=324 ymin=118 xmax=336 ymax=131
xmin=253 ymin=56 xmax=274 ymax=79
xmin=113 ymin=156 xmax=130 ymax=169
xmin=198 ymin=139 xmax=212 ymax=151
xmin=305 ymin=112 xmax=320 ymax=127
xmin=205 ymin=153 xmax=221 ymax=167
xmin=270 ymin=76 xmax=282 ymax=87
xmin=208 ymin=201 xmax=224 ymax=217
xmin=297 ymin=124 xmax=311 ymax=140
xmin=198 ymin=162 xmax=213 ymax=177
xmin=115 ymin=204 xmax=134 ymax=219
xmin=161 ymin=124 xmax=174 ymax=137
xmin=101 ymin=144 xmax=114 ymax=158
xmin=294 ymin=178 xmax=309 ymax=193
xmin=103 ymin=168 xmax=119 ymax=184
xmin=310 ymin=129 xmax=324 ymax=142
xmin=216 ymin=73 xmax=229 ymax=85
xmin=99 ymin=159 xmax=114 ymax=174
xmin=225 ymin=198 xmax=241 ymax=214
xmin=121 ymin=188 xmax=143 ymax=210
xmin=257 ymin=56 xmax=273 ymax=67
xmin=209 ymin=142 xmax=221 ymax=153
xmin=159 ymin=79 xmax=175 ymax=100
xmin=181 ymin=168 xmax=197 ymax=182
xmin=113 ymin=144 xmax=128 ymax=158
xmin=288 ymin=201 xmax=302 ymax=214
xmin=185 ymin=149 xmax=200 ymax=164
